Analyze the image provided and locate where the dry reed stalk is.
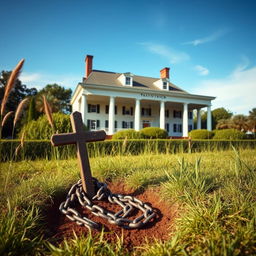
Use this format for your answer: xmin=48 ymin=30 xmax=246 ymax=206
xmin=13 ymin=98 xmax=29 ymax=127
xmin=43 ymin=95 xmax=54 ymax=128
xmin=1 ymin=111 xmax=14 ymax=127
xmin=15 ymin=130 xmax=26 ymax=156
xmin=1 ymin=59 xmax=25 ymax=116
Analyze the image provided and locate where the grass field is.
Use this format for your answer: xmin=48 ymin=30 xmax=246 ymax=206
xmin=0 ymin=149 xmax=256 ymax=255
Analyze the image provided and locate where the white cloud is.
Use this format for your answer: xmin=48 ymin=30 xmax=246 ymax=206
xmin=192 ymin=61 xmax=256 ymax=114
xmin=194 ymin=65 xmax=209 ymax=76
xmin=19 ymin=72 xmax=80 ymax=91
xmin=183 ymin=29 xmax=229 ymax=46
xmin=140 ymin=42 xmax=190 ymax=64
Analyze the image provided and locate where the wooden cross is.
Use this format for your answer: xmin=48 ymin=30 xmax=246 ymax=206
xmin=51 ymin=111 xmax=106 ymax=198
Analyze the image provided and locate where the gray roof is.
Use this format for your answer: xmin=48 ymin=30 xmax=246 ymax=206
xmin=83 ymin=70 xmax=189 ymax=94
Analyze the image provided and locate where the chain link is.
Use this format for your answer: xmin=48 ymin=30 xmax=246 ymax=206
xmin=59 ymin=178 xmax=156 ymax=230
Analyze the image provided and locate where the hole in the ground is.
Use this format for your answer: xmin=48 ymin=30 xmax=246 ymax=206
xmin=44 ymin=181 xmax=179 ymax=250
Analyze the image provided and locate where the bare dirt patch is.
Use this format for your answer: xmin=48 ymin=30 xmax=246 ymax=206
xmin=45 ymin=181 xmax=178 ymax=250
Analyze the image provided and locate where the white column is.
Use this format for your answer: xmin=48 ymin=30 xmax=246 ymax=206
xmin=134 ymin=99 xmax=141 ymax=131
xmin=183 ymin=103 xmax=188 ymax=137
xmin=81 ymin=94 xmax=87 ymax=124
xmin=160 ymin=101 xmax=165 ymax=129
xmin=207 ymin=105 xmax=212 ymax=131
xmin=197 ymin=108 xmax=201 ymax=129
xmin=109 ymin=96 xmax=115 ymax=135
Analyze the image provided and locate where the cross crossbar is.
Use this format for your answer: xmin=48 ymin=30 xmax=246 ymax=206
xmin=51 ymin=111 xmax=106 ymax=198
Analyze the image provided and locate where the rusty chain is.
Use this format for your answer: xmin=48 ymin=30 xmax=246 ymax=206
xmin=59 ymin=178 xmax=156 ymax=230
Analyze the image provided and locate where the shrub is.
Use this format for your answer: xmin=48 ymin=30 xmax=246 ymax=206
xmin=140 ymin=127 xmax=168 ymax=139
xmin=112 ymin=129 xmax=141 ymax=139
xmin=20 ymin=113 xmax=73 ymax=140
xmin=213 ymin=129 xmax=245 ymax=140
xmin=189 ymin=129 xmax=214 ymax=139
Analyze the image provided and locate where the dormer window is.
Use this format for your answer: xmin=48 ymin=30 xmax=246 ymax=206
xmin=163 ymin=81 xmax=168 ymax=90
xmin=125 ymin=76 xmax=131 ymax=85
xmin=118 ymin=72 xmax=134 ymax=86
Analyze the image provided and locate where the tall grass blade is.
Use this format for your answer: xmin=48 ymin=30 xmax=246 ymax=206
xmin=0 ymin=59 xmax=25 ymax=116
xmin=1 ymin=111 xmax=14 ymax=127
xmin=13 ymin=98 xmax=29 ymax=127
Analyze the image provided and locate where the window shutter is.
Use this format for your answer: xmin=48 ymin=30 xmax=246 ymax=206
xmin=115 ymin=120 xmax=117 ymax=128
xmin=122 ymin=106 xmax=125 ymax=115
xmin=97 ymin=120 xmax=100 ymax=128
xmin=122 ymin=121 xmax=125 ymax=128
xmin=173 ymin=124 xmax=176 ymax=132
xmin=130 ymin=121 xmax=134 ymax=129
xmin=87 ymin=120 xmax=90 ymax=129
xmin=142 ymin=108 xmax=145 ymax=116
xmin=97 ymin=104 xmax=100 ymax=113
xmin=105 ymin=120 xmax=108 ymax=128
xmin=166 ymin=123 xmax=169 ymax=132
xmin=149 ymin=108 xmax=152 ymax=116
xmin=105 ymin=105 xmax=109 ymax=114
xmin=130 ymin=107 xmax=133 ymax=116
xmin=88 ymin=104 xmax=91 ymax=113
xmin=115 ymin=105 xmax=117 ymax=115
xmin=166 ymin=110 xmax=169 ymax=117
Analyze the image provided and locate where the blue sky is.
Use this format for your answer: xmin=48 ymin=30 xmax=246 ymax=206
xmin=1 ymin=0 xmax=255 ymax=114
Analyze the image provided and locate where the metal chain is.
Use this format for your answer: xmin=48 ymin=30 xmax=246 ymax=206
xmin=59 ymin=178 xmax=156 ymax=230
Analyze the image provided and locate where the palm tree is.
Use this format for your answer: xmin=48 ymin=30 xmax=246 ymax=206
xmin=36 ymin=93 xmax=60 ymax=113
xmin=232 ymin=114 xmax=249 ymax=132
xmin=216 ymin=119 xmax=234 ymax=129
xmin=248 ymin=108 xmax=256 ymax=132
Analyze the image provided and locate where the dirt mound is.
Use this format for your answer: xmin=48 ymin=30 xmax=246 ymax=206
xmin=46 ymin=181 xmax=178 ymax=250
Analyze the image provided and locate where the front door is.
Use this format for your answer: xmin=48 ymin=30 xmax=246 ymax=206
xmin=143 ymin=120 xmax=151 ymax=128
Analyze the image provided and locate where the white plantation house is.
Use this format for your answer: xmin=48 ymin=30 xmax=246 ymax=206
xmin=71 ymin=55 xmax=215 ymax=137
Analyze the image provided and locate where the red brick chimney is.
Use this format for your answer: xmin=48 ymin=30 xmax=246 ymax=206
xmin=160 ymin=67 xmax=170 ymax=79
xmin=85 ymin=55 xmax=93 ymax=78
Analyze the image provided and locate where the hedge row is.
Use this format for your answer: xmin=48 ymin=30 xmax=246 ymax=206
xmin=189 ymin=129 xmax=249 ymax=140
xmin=0 ymin=139 xmax=256 ymax=161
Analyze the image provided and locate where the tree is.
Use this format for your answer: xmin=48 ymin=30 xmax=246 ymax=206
xmin=248 ymin=108 xmax=256 ymax=132
xmin=216 ymin=119 xmax=234 ymax=130
xmin=212 ymin=108 xmax=233 ymax=129
xmin=36 ymin=84 xmax=72 ymax=113
xmin=198 ymin=107 xmax=232 ymax=129
xmin=231 ymin=114 xmax=249 ymax=131
xmin=0 ymin=70 xmax=38 ymax=137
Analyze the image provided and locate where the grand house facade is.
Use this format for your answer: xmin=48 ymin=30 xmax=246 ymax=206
xmin=71 ymin=55 xmax=215 ymax=137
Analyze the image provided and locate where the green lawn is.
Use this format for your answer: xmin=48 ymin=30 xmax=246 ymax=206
xmin=0 ymin=149 xmax=256 ymax=255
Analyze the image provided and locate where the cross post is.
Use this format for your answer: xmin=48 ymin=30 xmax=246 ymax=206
xmin=51 ymin=111 xmax=106 ymax=198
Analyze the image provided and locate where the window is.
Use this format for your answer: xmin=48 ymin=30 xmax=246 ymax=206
xmin=125 ymin=77 xmax=131 ymax=85
xmin=106 ymin=120 xmax=118 ymax=129
xmin=87 ymin=120 xmax=100 ymax=130
xmin=106 ymin=105 xmax=117 ymax=114
xmin=141 ymin=108 xmax=151 ymax=116
xmin=173 ymin=123 xmax=182 ymax=133
xmin=122 ymin=106 xmax=133 ymax=115
xmin=163 ymin=81 xmax=168 ymax=90
xmin=188 ymin=124 xmax=193 ymax=132
xmin=122 ymin=121 xmax=133 ymax=129
xmin=173 ymin=110 xmax=182 ymax=118
xmin=165 ymin=109 xmax=169 ymax=118
xmin=188 ymin=111 xmax=193 ymax=119
xmin=88 ymin=104 xmax=100 ymax=113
